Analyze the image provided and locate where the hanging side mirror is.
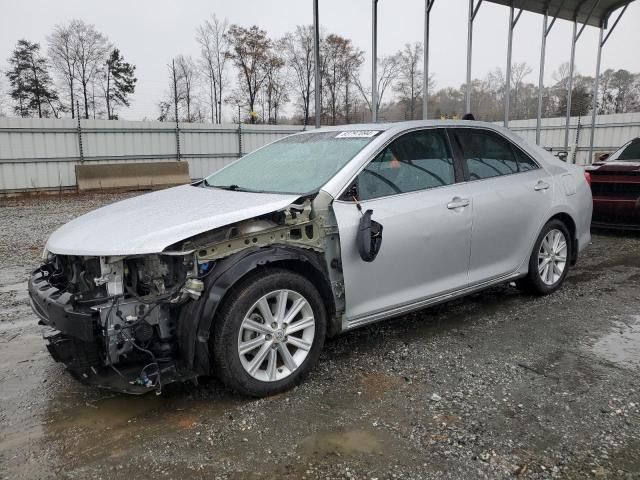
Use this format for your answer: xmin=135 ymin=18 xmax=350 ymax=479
xmin=598 ymin=152 xmax=610 ymax=161
xmin=556 ymin=150 xmax=568 ymax=162
xmin=357 ymin=209 xmax=383 ymax=262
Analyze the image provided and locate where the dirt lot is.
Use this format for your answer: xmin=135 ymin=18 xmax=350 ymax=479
xmin=1 ymin=192 xmax=639 ymax=480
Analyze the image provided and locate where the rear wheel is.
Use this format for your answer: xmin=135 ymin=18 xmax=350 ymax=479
xmin=517 ymin=219 xmax=571 ymax=295
xmin=211 ymin=269 xmax=326 ymax=397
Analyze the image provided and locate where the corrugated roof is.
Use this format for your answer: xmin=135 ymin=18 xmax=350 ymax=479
xmin=485 ymin=0 xmax=632 ymax=27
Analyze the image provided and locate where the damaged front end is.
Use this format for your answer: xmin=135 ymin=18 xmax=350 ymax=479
xmin=29 ymin=196 xmax=344 ymax=394
xmin=29 ymin=251 xmax=203 ymax=394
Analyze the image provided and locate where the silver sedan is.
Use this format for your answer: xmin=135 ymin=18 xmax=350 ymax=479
xmin=30 ymin=120 xmax=592 ymax=396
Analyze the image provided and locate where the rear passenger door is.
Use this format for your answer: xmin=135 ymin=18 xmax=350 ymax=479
xmin=451 ymin=128 xmax=553 ymax=285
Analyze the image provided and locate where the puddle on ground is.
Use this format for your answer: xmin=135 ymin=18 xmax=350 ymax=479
xmin=358 ymin=371 xmax=405 ymax=398
xmin=592 ymin=316 xmax=640 ymax=368
xmin=299 ymin=429 xmax=386 ymax=457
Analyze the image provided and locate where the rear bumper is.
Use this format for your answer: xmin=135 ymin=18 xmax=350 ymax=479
xmin=591 ymin=196 xmax=640 ymax=229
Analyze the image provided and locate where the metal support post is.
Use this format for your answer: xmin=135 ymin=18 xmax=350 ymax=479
xmin=465 ymin=0 xmax=482 ymax=114
xmin=536 ymin=10 xmax=549 ymax=145
xmin=423 ymin=0 xmax=435 ymax=120
xmin=564 ymin=19 xmax=577 ymax=152
xmin=372 ymin=0 xmax=378 ymax=122
xmin=564 ymin=1 xmax=600 ymax=153
xmin=504 ymin=4 xmax=522 ymax=127
xmin=588 ymin=26 xmax=604 ymax=164
xmin=536 ymin=0 xmax=565 ymax=145
xmin=588 ymin=3 xmax=630 ymax=162
xmin=313 ymin=0 xmax=321 ymax=128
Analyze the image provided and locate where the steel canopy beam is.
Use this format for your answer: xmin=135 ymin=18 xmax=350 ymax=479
xmin=466 ymin=0 xmax=483 ymax=113
xmin=313 ymin=0 xmax=321 ymax=128
xmin=372 ymin=0 xmax=379 ymax=123
xmin=588 ymin=2 xmax=630 ymax=162
xmin=564 ymin=0 xmax=603 ymax=153
xmin=504 ymin=4 xmax=523 ymax=127
xmin=536 ymin=0 xmax=567 ymax=144
xmin=423 ymin=0 xmax=435 ymax=119
xmin=564 ymin=18 xmax=578 ymax=152
xmin=484 ymin=0 xmax=633 ymax=27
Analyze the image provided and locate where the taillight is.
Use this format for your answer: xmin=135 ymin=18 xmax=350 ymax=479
xmin=584 ymin=171 xmax=591 ymax=187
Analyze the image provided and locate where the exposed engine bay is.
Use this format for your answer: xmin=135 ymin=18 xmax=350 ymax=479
xmin=32 ymin=252 xmax=203 ymax=392
xmin=29 ymin=195 xmax=345 ymax=394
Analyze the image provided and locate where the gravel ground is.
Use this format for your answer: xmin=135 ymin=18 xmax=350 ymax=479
xmin=1 ymin=192 xmax=639 ymax=480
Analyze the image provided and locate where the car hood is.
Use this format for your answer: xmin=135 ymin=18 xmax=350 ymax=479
xmin=45 ymin=185 xmax=301 ymax=256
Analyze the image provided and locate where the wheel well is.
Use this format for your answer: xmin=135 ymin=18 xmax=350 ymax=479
xmin=218 ymin=259 xmax=338 ymax=333
xmin=548 ymin=212 xmax=578 ymax=265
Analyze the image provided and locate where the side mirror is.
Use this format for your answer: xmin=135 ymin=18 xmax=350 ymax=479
xmin=598 ymin=153 xmax=610 ymax=161
xmin=357 ymin=209 xmax=383 ymax=262
xmin=556 ymin=150 xmax=568 ymax=162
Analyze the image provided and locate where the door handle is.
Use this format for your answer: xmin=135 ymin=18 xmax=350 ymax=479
xmin=534 ymin=181 xmax=550 ymax=191
xmin=447 ymin=198 xmax=470 ymax=210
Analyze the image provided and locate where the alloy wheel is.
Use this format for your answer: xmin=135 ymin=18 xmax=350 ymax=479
xmin=237 ymin=289 xmax=315 ymax=382
xmin=537 ymin=228 xmax=567 ymax=286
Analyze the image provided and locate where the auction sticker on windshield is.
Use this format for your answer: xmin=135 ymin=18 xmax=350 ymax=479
xmin=335 ymin=131 xmax=381 ymax=138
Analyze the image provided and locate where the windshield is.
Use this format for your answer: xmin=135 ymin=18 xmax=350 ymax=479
xmin=204 ymin=131 xmax=380 ymax=194
xmin=608 ymin=139 xmax=640 ymax=162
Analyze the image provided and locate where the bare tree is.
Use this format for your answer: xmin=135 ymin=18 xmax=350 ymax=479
xmin=225 ymin=25 xmax=271 ymax=123
xmin=175 ymin=55 xmax=198 ymax=122
xmin=196 ymin=14 xmax=229 ymax=123
xmin=317 ymin=35 xmax=363 ymax=125
xmin=354 ymin=54 xmax=400 ymax=119
xmin=394 ymin=42 xmax=423 ymax=120
xmin=263 ymin=53 xmax=289 ymax=123
xmin=48 ymin=21 xmax=79 ymax=117
xmin=343 ymin=43 xmax=364 ymax=124
xmin=69 ymin=21 xmax=110 ymax=118
xmin=509 ymin=62 xmax=532 ymax=119
xmin=321 ymin=34 xmax=345 ymax=125
xmin=281 ymin=25 xmax=315 ymax=125
xmin=598 ymin=69 xmax=615 ymax=114
xmin=611 ymin=69 xmax=636 ymax=113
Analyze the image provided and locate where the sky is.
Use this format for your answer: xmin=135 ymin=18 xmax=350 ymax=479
xmin=1 ymin=0 xmax=639 ymax=121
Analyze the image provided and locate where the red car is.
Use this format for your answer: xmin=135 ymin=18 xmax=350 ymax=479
xmin=586 ymin=137 xmax=640 ymax=229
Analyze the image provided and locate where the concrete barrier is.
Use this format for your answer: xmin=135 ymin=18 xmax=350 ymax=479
xmin=76 ymin=161 xmax=190 ymax=192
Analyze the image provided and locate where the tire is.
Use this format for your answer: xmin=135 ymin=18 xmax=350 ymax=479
xmin=211 ymin=268 xmax=326 ymax=397
xmin=517 ymin=219 xmax=572 ymax=295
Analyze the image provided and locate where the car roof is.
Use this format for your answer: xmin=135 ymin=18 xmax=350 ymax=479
xmin=298 ymin=120 xmax=505 ymax=137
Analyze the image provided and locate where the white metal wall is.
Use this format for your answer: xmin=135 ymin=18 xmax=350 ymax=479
xmin=0 ymin=117 xmax=304 ymax=194
xmin=2 ymin=113 xmax=639 ymax=193
xmin=507 ymin=112 xmax=640 ymax=165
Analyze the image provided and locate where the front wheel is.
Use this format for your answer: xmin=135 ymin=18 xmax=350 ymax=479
xmin=517 ymin=219 xmax=572 ymax=295
xmin=211 ymin=269 xmax=326 ymax=397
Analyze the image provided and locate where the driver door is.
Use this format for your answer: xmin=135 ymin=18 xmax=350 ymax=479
xmin=332 ymin=128 xmax=472 ymax=322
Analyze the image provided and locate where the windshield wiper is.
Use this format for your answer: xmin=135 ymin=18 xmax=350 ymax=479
xmin=208 ymin=183 xmax=261 ymax=192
